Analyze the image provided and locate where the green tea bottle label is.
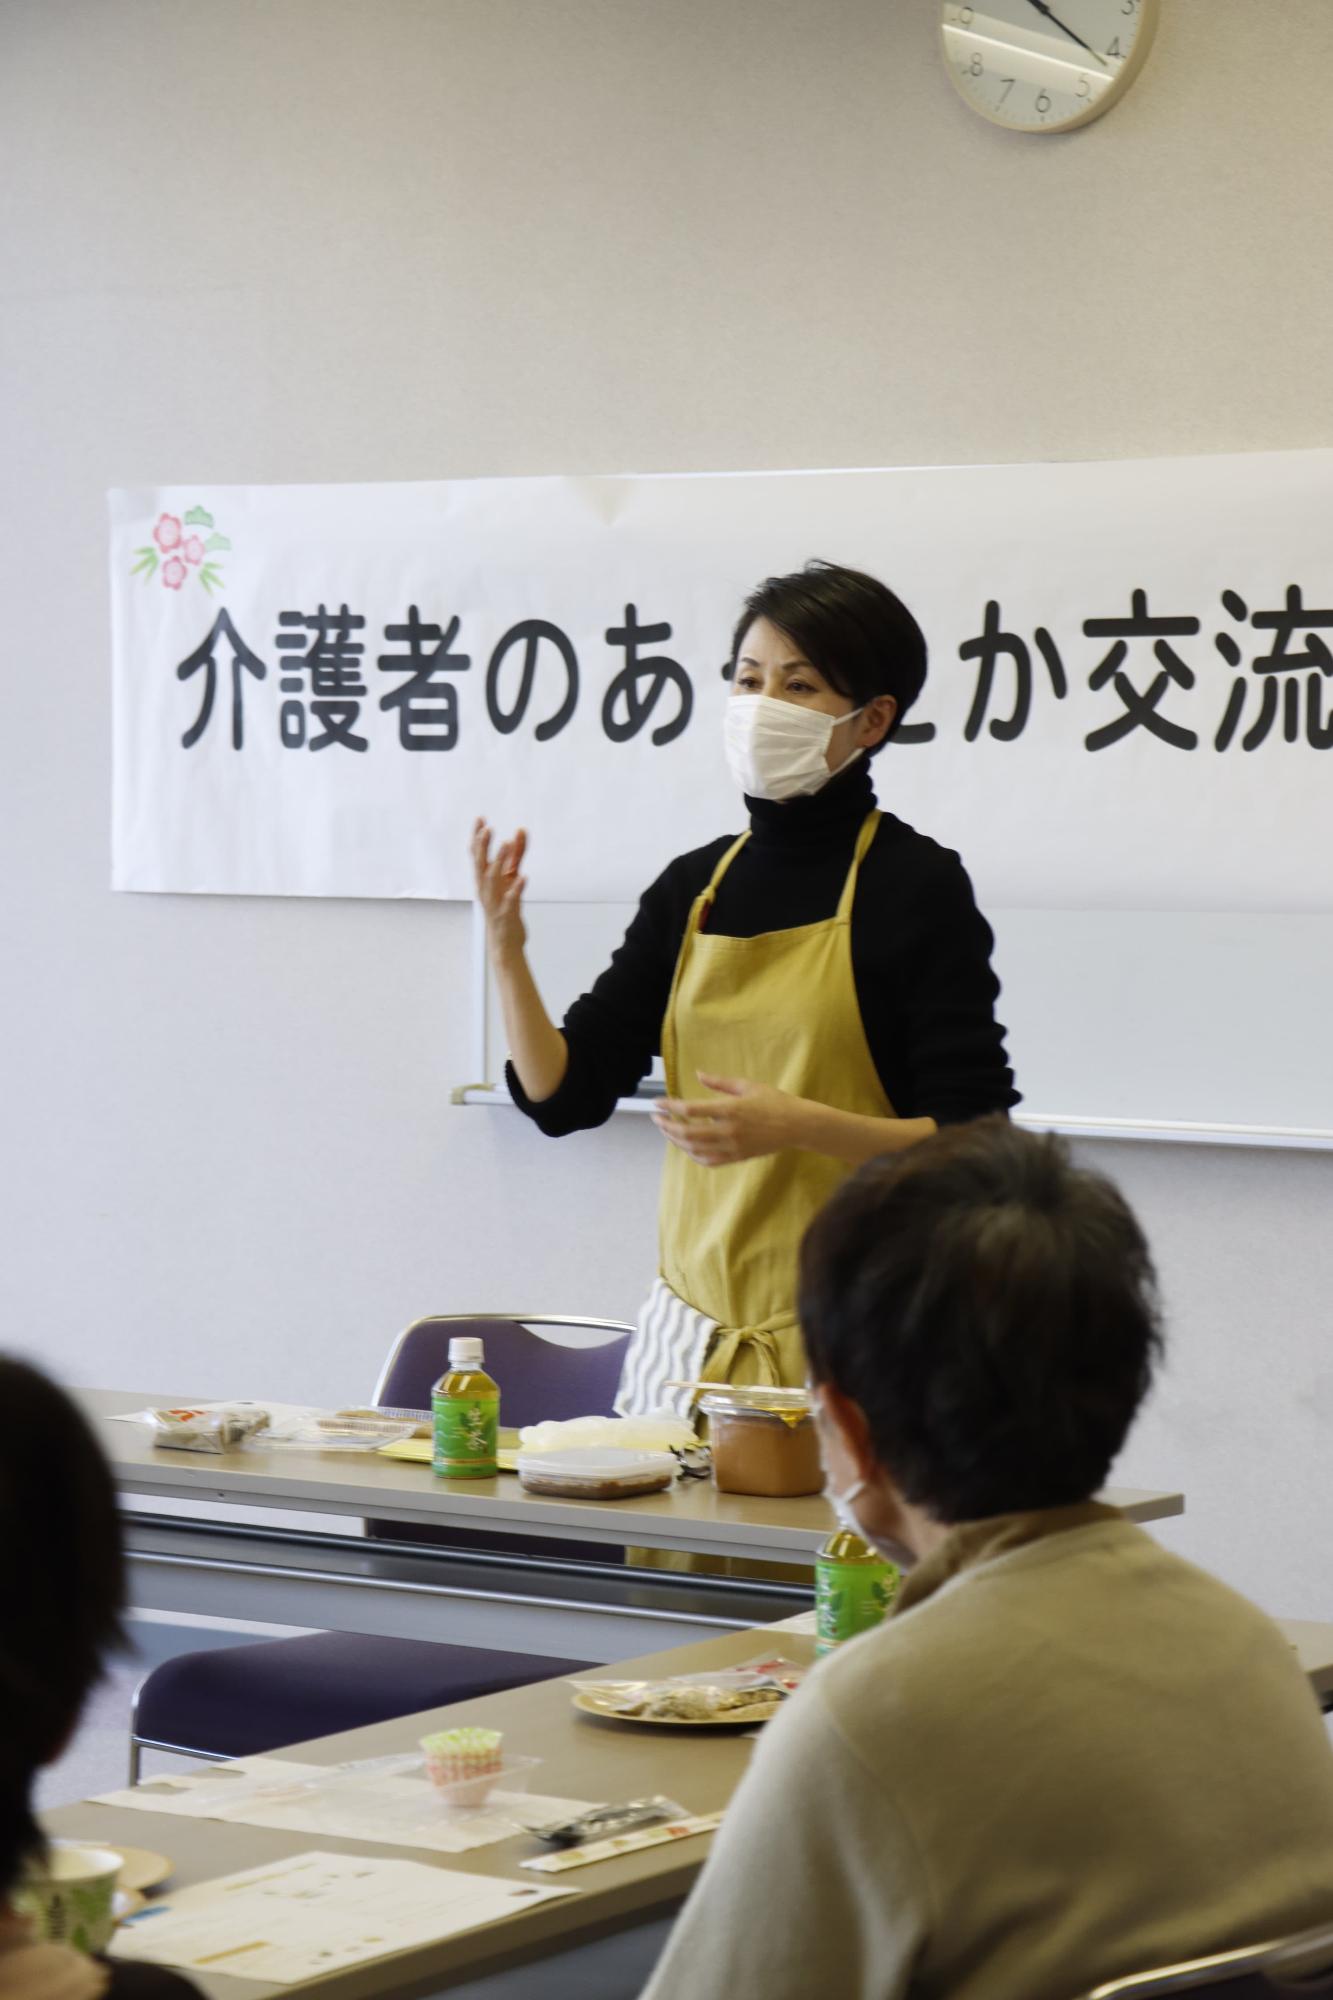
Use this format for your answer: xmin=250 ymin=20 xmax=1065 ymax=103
xmin=432 ymin=1393 xmax=498 ymax=1478
xmin=815 ymin=1532 xmax=900 ymax=1656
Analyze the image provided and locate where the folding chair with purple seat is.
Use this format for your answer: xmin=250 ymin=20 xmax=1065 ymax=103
xmin=128 ymin=1314 xmax=634 ymax=1781
xmin=1078 ymin=1917 xmax=1333 ymax=1998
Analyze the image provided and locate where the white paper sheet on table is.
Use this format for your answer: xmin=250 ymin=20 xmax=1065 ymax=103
xmin=94 ymin=1757 xmax=322 ymax=1817
xmin=108 ymin=1849 xmax=576 ymax=1983
xmin=94 ymin=1756 xmax=602 ymax=1856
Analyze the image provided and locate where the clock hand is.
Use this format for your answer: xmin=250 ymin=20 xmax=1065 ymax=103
xmin=1023 ymin=0 xmax=1109 ymax=67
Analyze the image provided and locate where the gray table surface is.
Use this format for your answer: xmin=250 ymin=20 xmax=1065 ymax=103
xmin=84 ymin=1387 xmax=1187 ymax=1563
xmin=47 ymin=1626 xmax=802 ymax=2000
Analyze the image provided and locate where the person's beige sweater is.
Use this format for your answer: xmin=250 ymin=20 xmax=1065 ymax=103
xmin=641 ymin=1506 xmax=1333 ymax=2000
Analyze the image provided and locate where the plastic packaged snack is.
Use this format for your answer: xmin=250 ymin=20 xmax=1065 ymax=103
xmin=336 ymin=1405 xmax=432 ymax=1436
xmin=121 ymin=1403 xmax=416 ymax=1454
xmin=141 ymin=1405 xmax=272 ymax=1453
xmin=254 ymin=1414 xmax=417 ymax=1452
xmin=524 ymin=1796 xmax=685 ymax=1847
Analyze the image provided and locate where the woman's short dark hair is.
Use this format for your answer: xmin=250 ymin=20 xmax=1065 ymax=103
xmin=0 ymin=1358 xmax=125 ymax=1894
xmin=729 ymin=559 xmax=928 ymax=749
xmin=799 ymin=1119 xmax=1164 ymax=1521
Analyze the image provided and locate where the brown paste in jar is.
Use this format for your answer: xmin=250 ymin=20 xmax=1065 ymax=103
xmin=709 ymin=1407 xmax=825 ymax=1497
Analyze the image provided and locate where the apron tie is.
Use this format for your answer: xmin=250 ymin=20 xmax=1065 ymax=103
xmin=699 ymin=1320 xmax=793 ymax=1391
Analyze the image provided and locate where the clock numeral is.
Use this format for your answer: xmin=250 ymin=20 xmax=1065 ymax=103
xmin=958 ymin=4 xmax=974 ymax=21
xmin=1122 ymin=0 xmax=1139 ymax=12
xmin=1035 ymin=88 xmax=1052 ymax=114
xmin=998 ymin=77 xmax=1015 ymax=104
xmin=1108 ymin=35 xmax=1123 ymax=58
xmin=1076 ymin=75 xmax=1091 ymax=98
xmin=970 ymin=52 xmax=983 ymax=76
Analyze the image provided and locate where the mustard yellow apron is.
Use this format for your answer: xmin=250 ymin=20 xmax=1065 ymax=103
xmin=660 ymin=806 xmax=895 ymax=1381
xmin=631 ymin=808 xmax=895 ymax=1574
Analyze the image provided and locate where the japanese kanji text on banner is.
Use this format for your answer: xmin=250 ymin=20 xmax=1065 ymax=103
xmin=109 ymin=455 xmax=1333 ymax=909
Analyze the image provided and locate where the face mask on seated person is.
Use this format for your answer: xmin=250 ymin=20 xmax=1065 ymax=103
xmin=723 ymin=694 xmax=867 ymax=802
xmin=813 ymin=1389 xmax=916 ymax=1570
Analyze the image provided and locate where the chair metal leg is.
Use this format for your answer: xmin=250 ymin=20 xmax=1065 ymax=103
xmin=128 ymin=1667 xmax=150 ymax=1786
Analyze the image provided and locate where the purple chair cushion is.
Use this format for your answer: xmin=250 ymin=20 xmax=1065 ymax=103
xmin=135 ymin=1632 xmax=594 ymax=1759
xmin=379 ymin=1319 xmax=631 ymax=1430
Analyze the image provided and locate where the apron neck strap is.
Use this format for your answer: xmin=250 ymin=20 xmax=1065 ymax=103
xmin=834 ymin=810 xmax=882 ymax=923
xmin=706 ymin=830 xmax=750 ymax=895
xmin=696 ymin=830 xmax=750 ymax=930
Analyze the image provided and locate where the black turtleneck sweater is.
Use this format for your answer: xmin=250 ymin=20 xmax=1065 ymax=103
xmin=506 ymin=762 xmax=1019 ymax=1133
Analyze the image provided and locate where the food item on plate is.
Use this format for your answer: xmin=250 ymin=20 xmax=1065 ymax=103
xmin=573 ymin=1655 xmax=803 ymax=1724
xmin=629 ymin=1687 xmax=777 ymax=1721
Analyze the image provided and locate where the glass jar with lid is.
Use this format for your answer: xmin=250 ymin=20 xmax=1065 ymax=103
xmin=696 ymin=1385 xmax=825 ymax=1498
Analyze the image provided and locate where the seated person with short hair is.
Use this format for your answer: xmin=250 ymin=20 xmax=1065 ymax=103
xmin=641 ymin=1119 xmax=1333 ymax=2000
xmin=0 ymin=1358 xmax=197 ymax=2000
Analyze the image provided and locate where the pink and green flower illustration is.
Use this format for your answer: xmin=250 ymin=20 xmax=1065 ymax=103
xmin=132 ymin=505 xmax=231 ymax=593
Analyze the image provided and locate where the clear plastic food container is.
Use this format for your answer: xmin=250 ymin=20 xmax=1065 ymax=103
xmin=515 ymin=1446 xmax=676 ymax=1500
xmin=697 ymin=1387 xmax=825 ymax=1497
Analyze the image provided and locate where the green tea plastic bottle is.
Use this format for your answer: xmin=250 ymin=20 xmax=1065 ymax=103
xmin=431 ymin=1337 xmax=499 ymax=1479
xmin=815 ymin=1528 xmax=899 ymax=1656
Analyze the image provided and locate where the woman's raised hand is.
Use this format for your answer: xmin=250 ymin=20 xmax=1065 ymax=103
xmin=470 ymin=820 xmax=568 ymax=1101
xmin=471 ymin=819 xmax=528 ymax=961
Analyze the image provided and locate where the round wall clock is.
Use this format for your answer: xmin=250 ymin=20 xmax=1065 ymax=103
xmin=940 ymin=0 xmax=1160 ymax=133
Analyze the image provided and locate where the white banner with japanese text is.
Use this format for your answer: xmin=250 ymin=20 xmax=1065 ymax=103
xmin=110 ymin=453 xmax=1333 ymax=909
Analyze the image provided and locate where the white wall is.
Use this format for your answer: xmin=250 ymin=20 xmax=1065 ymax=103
xmin=2 ymin=0 xmax=1330 ymax=1619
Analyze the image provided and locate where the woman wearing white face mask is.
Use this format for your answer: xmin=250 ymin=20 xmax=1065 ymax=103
xmin=473 ymin=560 xmax=1017 ymax=1415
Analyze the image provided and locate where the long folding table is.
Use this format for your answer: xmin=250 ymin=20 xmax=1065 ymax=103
xmin=84 ymin=1387 xmax=1188 ymax=1661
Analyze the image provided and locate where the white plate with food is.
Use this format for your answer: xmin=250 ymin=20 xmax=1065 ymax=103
xmin=572 ymin=1689 xmax=783 ymax=1728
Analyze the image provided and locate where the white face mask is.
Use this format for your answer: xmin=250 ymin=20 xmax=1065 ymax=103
xmin=812 ymin=1388 xmax=916 ymax=1569
xmin=723 ymin=694 xmax=865 ymax=802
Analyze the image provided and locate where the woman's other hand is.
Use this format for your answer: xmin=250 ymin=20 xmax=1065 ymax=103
xmin=651 ymin=1072 xmax=802 ymax=1166
xmin=472 ymin=819 xmax=528 ymax=962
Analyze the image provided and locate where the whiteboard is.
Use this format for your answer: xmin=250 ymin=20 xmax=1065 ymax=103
xmin=475 ymin=903 xmax=1333 ymax=1147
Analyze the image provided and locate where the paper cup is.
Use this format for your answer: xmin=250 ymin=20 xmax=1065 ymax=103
xmin=14 ymin=1842 xmax=123 ymax=1955
xmin=425 ymin=1752 xmax=542 ymax=1811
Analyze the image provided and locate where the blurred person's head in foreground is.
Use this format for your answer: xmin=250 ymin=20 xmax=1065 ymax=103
xmin=798 ymin=1116 xmax=1163 ymax=1564
xmin=0 ymin=1358 xmax=125 ymax=1903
